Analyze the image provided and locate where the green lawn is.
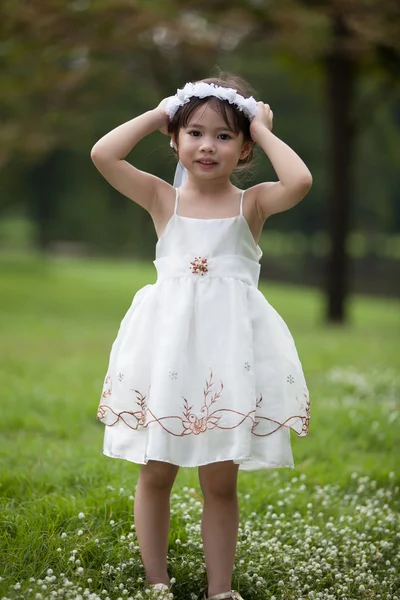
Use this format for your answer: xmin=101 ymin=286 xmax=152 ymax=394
xmin=0 ymin=255 xmax=399 ymax=600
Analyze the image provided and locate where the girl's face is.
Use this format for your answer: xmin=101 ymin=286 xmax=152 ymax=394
xmin=175 ymin=103 xmax=252 ymax=181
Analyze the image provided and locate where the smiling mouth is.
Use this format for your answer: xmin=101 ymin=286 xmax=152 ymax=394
xmin=196 ymin=160 xmax=218 ymax=165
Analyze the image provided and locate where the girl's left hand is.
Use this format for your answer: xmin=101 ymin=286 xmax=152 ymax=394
xmin=250 ymin=102 xmax=273 ymax=141
xmin=155 ymin=97 xmax=172 ymax=135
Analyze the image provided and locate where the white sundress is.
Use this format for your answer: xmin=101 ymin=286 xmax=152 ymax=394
xmin=97 ymin=188 xmax=310 ymax=471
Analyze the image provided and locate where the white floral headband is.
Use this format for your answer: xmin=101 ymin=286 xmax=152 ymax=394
xmin=165 ymin=81 xmax=259 ymax=122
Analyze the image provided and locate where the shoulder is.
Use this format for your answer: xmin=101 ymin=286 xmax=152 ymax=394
xmin=248 ymin=180 xmax=312 ymax=220
xmin=152 ymin=179 xmax=176 ymax=218
xmin=242 ymin=185 xmax=266 ymax=225
xmin=241 ymin=186 xmax=267 ymax=245
xmin=149 ymin=179 xmax=177 ymax=239
xmin=90 ymin=152 xmax=175 ymax=216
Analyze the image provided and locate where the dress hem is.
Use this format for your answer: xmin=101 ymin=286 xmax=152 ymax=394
xmin=102 ymin=449 xmax=295 ymax=471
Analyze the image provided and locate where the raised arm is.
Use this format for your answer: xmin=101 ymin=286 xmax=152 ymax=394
xmin=249 ymin=103 xmax=313 ymax=220
xmin=90 ymin=101 xmax=171 ymax=213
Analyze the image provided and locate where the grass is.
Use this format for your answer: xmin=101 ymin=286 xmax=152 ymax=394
xmin=0 ymin=254 xmax=399 ymax=600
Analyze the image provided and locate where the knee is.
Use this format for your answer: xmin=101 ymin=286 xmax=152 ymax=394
xmin=139 ymin=460 xmax=179 ymax=491
xmin=201 ymin=480 xmax=237 ymax=500
xmin=199 ymin=463 xmax=238 ymax=499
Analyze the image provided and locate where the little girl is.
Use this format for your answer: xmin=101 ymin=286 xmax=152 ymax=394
xmin=91 ymin=74 xmax=312 ymax=600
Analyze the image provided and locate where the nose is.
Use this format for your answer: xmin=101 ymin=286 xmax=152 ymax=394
xmin=199 ymin=137 xmax=215 ymax=153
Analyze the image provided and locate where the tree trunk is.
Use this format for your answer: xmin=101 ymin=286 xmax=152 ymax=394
xmin=28 ymin=149 xmax=66 ymax=252
xmin=324 ymin=17 xmax=356 ymax=323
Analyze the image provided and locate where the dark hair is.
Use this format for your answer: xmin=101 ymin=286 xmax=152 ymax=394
xmin=167 ymin=74 xmax=256 ymax=168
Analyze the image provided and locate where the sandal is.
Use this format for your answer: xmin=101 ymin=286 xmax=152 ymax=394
xmin=146 ymin=583 xmax=174 ymax=599
xmin=203 ymin=591 xmax=244 ymax=600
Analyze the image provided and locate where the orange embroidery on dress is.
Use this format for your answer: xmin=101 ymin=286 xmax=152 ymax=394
xmin=251 ymin=392 xmax=310 ymax=437
xmin=302 ymin=393 xmax=311 ymax=434
xmin=134 ymin=390 xmax=147 ymax=426
xmin=101 ymin=375 xmax=112 ymax=400
xmin=97 ymin=384 xmax=147 ymax=429
xmin=190 ymin=256 xmax=209 ymax=275
xmin=181 ymin=369 xmax=223 ymax=434
xmin=97 ymin=370 xmax=311 ymax=437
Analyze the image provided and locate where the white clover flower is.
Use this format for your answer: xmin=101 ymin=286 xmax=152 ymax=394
xmin=61 ymin=532 xmax=67 ymax=539
xmin=77 ymin=529 xmax=84 ymax=536
xmin=78 ymin=512 xmax=85 ymax=519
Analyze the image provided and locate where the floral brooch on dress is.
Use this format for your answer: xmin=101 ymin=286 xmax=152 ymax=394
xmin=190 ymin=256 xmax=209 ymax=275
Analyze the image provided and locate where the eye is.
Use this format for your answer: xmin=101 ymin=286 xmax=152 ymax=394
xmin=218 ymin=133 xmax=232 ymax=140
xmin=188 ymin=130 xmax=201 ymax=137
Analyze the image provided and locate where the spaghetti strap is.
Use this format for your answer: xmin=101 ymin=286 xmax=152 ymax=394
xmin=174 ymin=187 xmax=179 ymax=215
xmin=239 ymin=190 xmax=245 ymax=216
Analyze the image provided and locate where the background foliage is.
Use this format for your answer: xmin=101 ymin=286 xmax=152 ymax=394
xmin=1 ymin=0 xmax=400 ymax=313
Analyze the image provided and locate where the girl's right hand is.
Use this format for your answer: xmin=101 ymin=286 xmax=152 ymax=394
xmin=155 ymin=97 xmax=172 ymax=135
xmin=250 ymin=102 xmax=273 ymax=143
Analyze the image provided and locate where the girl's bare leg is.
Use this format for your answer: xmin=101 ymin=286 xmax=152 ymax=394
xmin=134 ymin=460 xmax=179 ymax=585
xmin=198 ymin=461 xmax=240 ymax=598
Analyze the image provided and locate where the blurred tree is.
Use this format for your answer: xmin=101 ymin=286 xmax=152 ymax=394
xmin=179 ymin=0 xmax=400 ymax=321
xmin=1 ymin=0 xmax=399 ymax=317
xmin=0 ymin=1 xmax=226 ymax=249
xmin=0 ymin=0 xmax=178 ymax=248
xmin=297 ymin=0 xmax=400 ymax=322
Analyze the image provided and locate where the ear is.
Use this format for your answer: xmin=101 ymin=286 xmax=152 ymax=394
xmin=240 ymin=140 xmax=254 ymax=160
xmin=170 ymin=135 xmax=178 ymax=152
